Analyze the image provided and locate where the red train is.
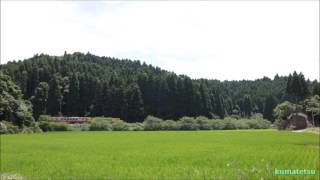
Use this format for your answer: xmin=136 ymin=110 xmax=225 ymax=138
xmin=52 ymin=117 xmax=89 ymax=124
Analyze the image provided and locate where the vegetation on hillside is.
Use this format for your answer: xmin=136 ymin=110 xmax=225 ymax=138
xmin=1 ymin=52 xmax=318 ymax=123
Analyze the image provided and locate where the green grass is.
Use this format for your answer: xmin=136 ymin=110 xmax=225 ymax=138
xmin=1 ymin=130 xmax=319 ymax=179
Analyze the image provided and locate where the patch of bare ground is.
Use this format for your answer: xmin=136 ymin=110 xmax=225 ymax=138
xmin=292 ymin=128 xmax=320 ymax=134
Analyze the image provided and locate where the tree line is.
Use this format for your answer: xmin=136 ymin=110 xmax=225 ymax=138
xmin=1 ymin=52 xmax=319 ymax=124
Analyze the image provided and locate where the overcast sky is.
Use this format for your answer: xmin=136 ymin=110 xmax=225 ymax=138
xmin=1 ymin=1 xmax=319 ymax=81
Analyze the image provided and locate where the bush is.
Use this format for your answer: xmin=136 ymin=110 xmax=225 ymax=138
xmin=257 ymin=119 xmax=271 ymax=129
xmin=39 ymin=121 xmax=69 ymax=132
xmin=211 ymin=119 xmax=226 ymax=130
xmin=38 ymin=115 xmax=53 ymax=122
xmin=234 ymin=120 xmax=250 ymax=129
xmin=246 ymin=120 xmax=260 ymax=129
xmin=246 ymin=119 xmax=271 ymax=129
xmin=89 ymin=119 xmax=112 ymax=131
xmin=144 ymin=116 xmax=163 ymax=130
xmin=128 ymin=123 xmax=144 ymax=131
xmin=1 ymin=121 xmax=42 ymax=134
xmin=197 ymin=120 xmax=212 ymax=130
xmin=162 ymin=120 xmax=179 ymax=130
xmin=89 ymin=117 xmax=131 ymax=131
xmin=251 ymin=113 xmax=264 ymax=119
xmin=68 ymin=124 xmax=90 ymax=131
xmin=90 ymin=117 xmax=113 ymax=123
xmin=195 ymin=116 xmax=209 ymax=121
xmin=80 ymin=124 xmax=90 ymax=131
xmin=178 ymin=117 xmax=199 ymax=130
xmin=224 ymin=118 xmax=238 ymax=130
xmin=49 ymin=122 xmax=69 ymax=131
xmin=112 ymin=121 xmax=130 ymax=131
xmin=210 ymin=113 xmax=221 ymax=119
xmin=210 ymin=117 xmax=271 ymax=130
xmin=273 ymin=119 xmax=286 ymax=130
xmin=29 ymin=122 xmax=43 ymax=133
xmin=0 ymin=121 xmax=20 ymax=134
xmin=0 ymin=122 xmax=8 ymax=134
xmin=33 ymin=115 xmax=272 ymax=132
xmin=196 ymin=116 xmax=213 ymax=130
xmin=38 ymin=122 xmax=52 ymax=131
xmin=21 ymin=127 xmax=34 ymax=134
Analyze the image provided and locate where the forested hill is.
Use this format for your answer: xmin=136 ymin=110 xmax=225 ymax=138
xmin=1 ymin=52 xmax=318 ymax=122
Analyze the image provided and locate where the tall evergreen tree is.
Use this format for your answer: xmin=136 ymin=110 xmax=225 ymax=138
xmin=286 ymin=71 xmax=309 ymax=102
xmin=199 ymin=83 xmax=212 ymax=117
xmin=312 ymin=82 xmax=320 ymax=96
xmin=263 ymin=95 xmax=278 ymax=122
xmin=30 ymin=82 xmax=49 ymax=119
xmin=214 ymin=91 xmax=225 ymax=119
xmin=166 ymin=74 xmax=178 ymax=118
xmin=298 ymin=72 xmax=309 ymax=98
xmin=47 ymin=74 xmax=63 ymax=116
xmin=47 ymin=74 xmax=69 ymax=116
xmin=20 ymin=70 xmax=28 ymax=98
xmin=125 ymin=83 xmax=145 ymax=122
xmin=176 ymin=78 xmax=186 ymax=117
xmin=243 ymin=95 xmax=252 ymax=117
xmin=91 ymin=81 xmax=104 ymax=116
xmin=156 ymin=79 xmax=170 ymax=118
xmin=27 ymin=68 xmax=39 ymax=98
xmin=183 ymin=77 xmax=195 ymax=116
xmin=64 ymin=73 xmax=80 ymax=116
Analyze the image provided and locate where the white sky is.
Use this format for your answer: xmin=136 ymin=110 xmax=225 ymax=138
xmin=1 ymin=1 xmax=319 ymax=81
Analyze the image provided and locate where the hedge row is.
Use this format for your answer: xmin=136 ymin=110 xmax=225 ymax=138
xmin=0 ymin=121 xmax=42 ymax=134
xmin=143 ymin=116 xmax=271 ymax=131
xmin=88 ymin=117 xmax=143 ymax=131
xmin=1 ymin=115 xmax=271 ymax=134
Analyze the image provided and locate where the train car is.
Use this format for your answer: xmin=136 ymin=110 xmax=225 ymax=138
xmin=52 ymin=117 xmax=89 ymax=124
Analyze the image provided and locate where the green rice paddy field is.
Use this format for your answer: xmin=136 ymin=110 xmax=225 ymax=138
xmin=1 ymin=130 xmax=319 ymax=179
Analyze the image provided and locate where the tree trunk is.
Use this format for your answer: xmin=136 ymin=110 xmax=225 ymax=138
xmin=312 ymin=111 xmax=315 ymax=127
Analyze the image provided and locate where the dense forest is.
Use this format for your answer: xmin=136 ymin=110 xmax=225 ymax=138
xmin=1 ymin=52 xmax=319 ymax=123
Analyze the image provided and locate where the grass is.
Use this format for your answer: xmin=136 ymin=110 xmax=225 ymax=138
xmin=1 ymin=130 xmax=319 ymax=180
